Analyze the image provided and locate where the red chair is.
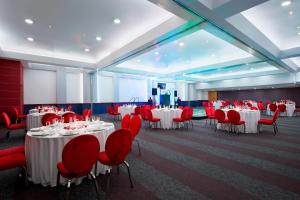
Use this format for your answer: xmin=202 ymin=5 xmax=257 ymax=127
xmin=257 ymin=102 xmax=266 ymax=112
xmin=187 ymin=107 xmax=194 ymax=128
xmin=0 ymin=146 xmax=27 ymax=186
xmin=202 ymin=102 xmax=208 ymax=107
xmin=41 ymin=113 xmax=57 ymax=126
xmin=258 ymin=109 xmax=280 ymax=135
xmin=131 ymin=106 xmax=140 ymax=116
xmin=205 ymin=107 xmax=215 ymax=126
xmin=113 ymin=104 xmax=119 ymax=113
xmin=82 ymin=108 xmax=92 ymax=120
xmin=145 ymin=109 xmax=161 ymax=128
xmin=13 ymin=107 xmax=26 ymax=123
xmin=247 ymin=103 xmax=252 ymax=107
xmin=121 ymin=114 xmax=131 ymax=129
xmin=57 ymin=135 xmax=100 ymax=198
xmin=2 ymin=112 xmax=26 ymax=139
xmin=278 ymin=104 xmax=287 ymax=116
xmin=250 ymin=106 xmax=258 ymax=110
xmin=107 ymin=106 xmax=121 ymax=120
xmin=129 ymin=115 xmax=142 ymax=156
xmin=173 ymin=108 xmax=189 ymax=129
xmin=227 ymin=110 xmax=245 ymax=134
xmin=214 ymin=109 xmax=230 ymax=132
xmin=44 ymin=115 xmax=61 ymax=125
xmin=95 ymin=129 xmax=133 ymax=191
xmin=62 ymin=112 xmax=76 ymax=123
xmin=269 ymin=103 xmax=277 ymax=114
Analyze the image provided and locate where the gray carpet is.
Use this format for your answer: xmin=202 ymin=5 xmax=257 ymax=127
xmin=1 ymin=114 xmax=300 ymax=200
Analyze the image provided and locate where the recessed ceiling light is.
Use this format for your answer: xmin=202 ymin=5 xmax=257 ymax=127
xmin=136 ymin=59 xmax=141 ymax=62
xmin=27 ymin=37 xmax=34 ymax=42
xmin=96 ymin=36 xmax=102 ymax=41
xmin=289 ymin=11 xmax=293 ymax=15
xmin=297 ymin=26 xmax=300 ymax=29
xmin=154 ymin=52 xmax=159 ymax=55
xmin=298 ymin=32 xmax=300 ymax=36
xmin=25 ymin=18 xmax=34 ymax=24
xmin=281 ymin=1 xmax=291 ymax=7
xmin=179 ymin=42 xmax=184 ymax=46
xmin=48 ymin=25 xmax=52 ymax=29
xmin=113 ymin=18 xmax=121 ymax=24
xmin=84 ymin=48 xmax=90 ymax=52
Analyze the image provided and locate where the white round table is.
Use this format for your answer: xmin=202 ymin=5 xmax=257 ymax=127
xmin=25 ymin=121 xmax=114 ymax=187
xmin=213 ymin=102 xmax=223 ymax=109
xmin=27 ymin=111 xmax=73 ymax=130
xmin=151 ymin=108 xmax=182 ymax=129
xmin=266 ymin=103 xmax=296 ymax=117
xmin=118 ymin=105 xmax=136 ymax=118
xmin=218 ymin=109 xmax=261 ymax=133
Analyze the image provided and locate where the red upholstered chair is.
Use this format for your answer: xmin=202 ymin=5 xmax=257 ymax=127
xmin=214 ymin=109 xmax=230 ymax=132
xmin=44 ymin=115 xmax=61 ymax=125
xmin=145 ymin=109 xmax=161 ymax=128
xmin=247 ymin=103 xmax=252 ymax=107
xmin=82 ymin=108 xmax=92 ymax=120
xmin=187 ymin=107 xmax=194 ymax=128
xmin=205 ymin=107 xmax=215 ymax=126
xmin=202 ymin=102 xmax=208 ymax=107
xmin=0 ymin=146 xmax=27 ymax=186
xmin=121 ymin=114 xmax=131 ymax=129
xmin=250 ymin=106 xmax=258 ymax=110
xmin=2 ymin=112 xmax=26 ymax=139
xmin=62 ymin=112 xmax=76 ymax=123
xmin=258 ymin=109 xmax=280 ymax=135
xmin=107 ymin=106 xmax=121 ymax=120
xmin=173 ymin=108 xmax=189 ymax=129
xmin=129 ymin=115 xmax=142 ymax=156
xmin=57 ymin=135 xmax=100 ymax=198
xmin=269 ymin=103 xmax=277 ymax=113
xmin=95 ymin=129 xmax=133 ymax=191
xmin=278 ymin=104 xmax=287 ymax=116
xmin=227 ymin=110 xmax=245 ymax=134
xmin=13 ymin=107 xmax=26 ymax=123
xmin=257 ymin=102 xmax=266 ymax=112
xmin=131 ymin=106 xmax=140 ymax=116
xmin=113 ymin=104 xmax=119 ymax=113
xmin=41 ymin=113 xmax=57 ymax=126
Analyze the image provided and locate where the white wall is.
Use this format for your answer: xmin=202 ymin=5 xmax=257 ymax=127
xmin=66 ymin=72 xmax=83 ymax=103
xmin=97 ymin=72 xmax=115 ymax=102
xmin=118 ymin=77 xmax=148 ymax=102
xmin=24 ymin=69 xmax=57 ymax=104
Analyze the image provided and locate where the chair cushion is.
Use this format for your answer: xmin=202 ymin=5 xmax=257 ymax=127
xmin=208 ymin=116 xmax=215 ymax=119
xmin=9 ymin=123 xmax=26 ymax=130
xmin=0 ymin=146 xmax=25 ymax=157
xmin=232 ymin=120 xmax=245 ymax=125
xmin=57 ymin=162 xmax=88 ymax=179
xmin=218 ymin=119 xmax=230 ymax=123
xmin=18 ymin=115 xmax=27 ymax=119
xmin=98 ymin=152 xmax=111 ymax=166
xmin=258 ymin=119 xmax=273 ymax=125
xmin=150 ymin=118 xmax=160 ymax=122
xmin=0 ymin=153 xmax=26 ymax=170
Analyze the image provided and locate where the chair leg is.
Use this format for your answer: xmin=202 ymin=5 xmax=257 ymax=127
xmin=117 ymin=165 xmax=120 ymax=176
xmin=56 ymin=172 xmax=60 ymax=189
xmin=94 ymin=161 xmax=98 ymax=176
xmin=106 ymin=170 xmax=111 ymax=193
xmin=6 ymin=131 xmax=10 ymax=139
xmin=66 ymin=179 xmax=72 ymax=200
xmin=135 ymin=139 xmax=141 ymax=157
xmin=89 ymin=172 xmax=101 ymax=199
xmin=22 ymin=166 xmax=28 ymax=187
xmin=123 ymin=161 xmax=133 ymax=188
xmin=214 ymin=123 xmax=218 ymax=132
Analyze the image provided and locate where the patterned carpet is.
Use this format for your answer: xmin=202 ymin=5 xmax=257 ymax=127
xmin=1 ymin=114 xmax=300 ymax=200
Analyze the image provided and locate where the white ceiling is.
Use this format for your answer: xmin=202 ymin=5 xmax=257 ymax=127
xmin=241 ymin=0 xmax=300 ymax=50
xmin=0 ymin=0 xmax=174 ymax=63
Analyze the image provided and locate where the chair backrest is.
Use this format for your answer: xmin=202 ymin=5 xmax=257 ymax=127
xmin=273 ymin=109 xmax=280 ymax=123
xmin=134 ymin=106 xmax=141 ymax=115
xmin=121 ymin=114 xmax=131 ymax=129
xmin=41 ymin=113 xmax=57 ymax=126
xmin=250 ymin=106 xmax=258 ymax=110
xmin=62 ymin=112 xmax=76 ymax=123
xmin=105 ymin=129 xmax=133 ymax=166
xmin=257 ymin=102 xmax=264 ymax=109
xmin=2 ymin=112 xmax=11 ymax=127
xmin=140 ymin=107 xmax=146 ymax=120
xmin=129 ymin=115 xmax=141 ymax=138
xmin=113 ymin=104 xmax=119 ymax=112
xmin=227 ymin=110 xmax=241 ymax=124
xmin=205 ymin=107 xmax=211 ymax=117
xmin=45 ymin=115 xmax=61 ymax=125
xmin=67 ymin=105 xmax=72 ymax=111
xmin=107 ymin=106 xmax=113 ymax=114
xmin=62 ymin=135 xmax=100 ymax=175
xmin=181 ymin=108 xmax=189 ymax=120
xmin=278 ymin=104 xmax=286 ymax=112
xmin=214 ymin=109 xmax=226 ymax=122
xmin=269 ymin=103 xmax=277 ymax=112
xmin=202 ymin=102 xmax=208 ymax=107
xmin=13 ymin=107 xmax=20 ymax=117
xmin=145 ymin=109 xmax=153 ymax=120
xmin=247 ymin=103 xmax=252 ymax=107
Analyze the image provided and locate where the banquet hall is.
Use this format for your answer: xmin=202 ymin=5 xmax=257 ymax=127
xmin=1 ymin=0 xmax=300 ymax=199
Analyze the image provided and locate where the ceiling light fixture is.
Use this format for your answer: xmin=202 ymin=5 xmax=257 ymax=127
xmin=113 ymin=18 xmax=121 ymax=24
xmin=154 ymin=52 xmax=159 ymax=55
xmin=289 ymin=11 xmax=293 ymax=15
xmin=25 ymin=18 xmax=34 ymax=24
xmin=27 ymin=37 xmax=34 ymax=42
xmin=179 ymin=42 xmax=185 ymax=46
xmin=96 ymin=36 xmax=102 ymax=41
xmin=298 ymin=32 xmax=300 ymax=36
xmin=84 ymin=48 xmax=90 ymax=52
xmin=281 ymin=1 xmax=291 ymax=7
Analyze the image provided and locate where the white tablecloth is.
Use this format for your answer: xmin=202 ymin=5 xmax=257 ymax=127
xmin=218 ymin=109 xmax=261 ymax=133
xmin=266 ymin=103 xmax=296 ymax=117
xmin=213 ymin=102 xmax=223 ymax=109
xmin=27 ymin=111 xmax=73 ymax=130
xmin=118 ymin=105 xmax=136 ymax=118
xmin=25 ymin=121 xmax=114 ymax=187
xmin=151 ymin=108 xmax=182 ymax=129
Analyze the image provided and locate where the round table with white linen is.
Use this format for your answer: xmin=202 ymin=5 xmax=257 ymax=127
xmin=218 ymin=109 xmax=261 ymax=133
xmin=26 ymin=111 xmax=73 ymax=130
xmin=151 ymin=108 xmax=182 ymax=129
xmin=118 ymin=105 xmax=136 ymax=118
xmin=25 ymin=121 xmax=115 ymax=187
xmin=266 ymin=103 xmax=296 ymax=117
xmin=213 ymin=102 xmax=223 ymax=109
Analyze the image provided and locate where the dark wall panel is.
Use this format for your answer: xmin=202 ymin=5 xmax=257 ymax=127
xmin=0 ymin=59 xmax=23 ymax=122
xmin=218 ymin=87 xmax=300 ymax=106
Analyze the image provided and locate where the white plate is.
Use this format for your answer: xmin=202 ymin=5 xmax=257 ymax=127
xmin=30 ymin=127 xmax=43 ymax=132
xmin=30 ymin=131 xmax=51 ymax=136
xmin=59 ymin=131 xmax=79 ymax=136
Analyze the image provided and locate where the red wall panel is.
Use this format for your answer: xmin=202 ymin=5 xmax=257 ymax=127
xmin=0 ymin=58 xmax=23 ymax=122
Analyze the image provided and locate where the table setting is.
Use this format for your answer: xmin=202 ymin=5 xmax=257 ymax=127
xmin=151 ymin=107 xmax=182 ymax=129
